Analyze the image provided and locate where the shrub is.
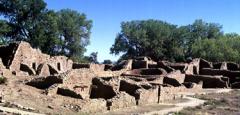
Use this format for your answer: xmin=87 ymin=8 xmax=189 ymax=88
xmin=0 ymin=76 xmax=7 ymax=84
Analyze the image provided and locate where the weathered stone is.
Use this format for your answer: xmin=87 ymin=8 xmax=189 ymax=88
xmin=213 ymin=62 xmax=223 ymax=69
xmin=136 ymin=86 xmax=159 ymax=105
xmin=111 ymin=60 xmax=132 ymax=71
xmin=108 ymin=92 xmax=135 ymax=110
xmin=182 ymin=82 xmax=202 ymax=89
xmin=80 ymin=99 xmax=106 ymax=113
xmin=169 ymin=63 xmax=187 ymax=72
xmin=48 ymin=56 xmax=73 ymax=73
xmin=104 ymin=64 xmax=113 ymax=71
xmin=47 ymin=64 xmax=59 ymax=75
xmin=199 ymin=58 xmax=212 ymax=69
xmin=26 ymin=75 xmax=63 ymax=89
xmin=184 ymin=74 xmax=228 ymax=88
xmin=0 ymin=58 xmax=5 ymax=70
xmin=20 ymin=63 xmax=35 ymax=75
xmin=63 ymin=69 xmax=95 ymax=99
xmin=227 ymin=62 xmax=239 ymax=71
xmin=231 ymin=82 xmax=240 ymax=89
xmin=57 ymin=87 xmax=83 ymax=99
xmin=160 ymin=86 xmax=186 ymax=101
xmin=199 ymin=68 xmax=240 ymax=83
xmin=36 ymin=63 xmax=50 ymax=77
xmin=166 ymin=70 xmax=185 ymax=83
xmin=157 ymin=61 xmax=175 ymax=73
xmin=163 ymin=77 xmax=182 ymax=87
xmin=90 ymin=77 xmax=118 ymax=99
xmin=8 ymin=42 xmax=49 ymax=73
xmin=0 ymin=42 xmax=74 ymax=76
xmin=72 ymin=63 xmax=90 ymax=69
xmin=132 ymin=60 xmax=148 ymax=69
xmin=72 ymin=63 xmax=106 ymax=74
xmin=0 ymin=42 xmax=19 ymax=68
xmin=123 ymin=68 xmax=167 ymax=76
xmin=119 ymin=80 xmax=141 ymax=97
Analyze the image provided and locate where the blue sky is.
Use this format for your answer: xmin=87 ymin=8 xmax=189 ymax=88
xmin=44 ymin=0 xmax=240 ymax=62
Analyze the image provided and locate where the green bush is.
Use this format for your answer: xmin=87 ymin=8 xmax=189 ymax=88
xmin=0 ymin=76 xmax=7 ymax=84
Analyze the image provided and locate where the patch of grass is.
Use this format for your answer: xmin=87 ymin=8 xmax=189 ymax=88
xmin=0 ymin=76 xmax=7 ymax=84
xmin=203 ymin=98 xmax=227 ymax=107
xmin=171 ymin=112 xmax=186 ymax=115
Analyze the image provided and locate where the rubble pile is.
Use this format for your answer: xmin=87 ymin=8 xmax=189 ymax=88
xmin=0 ymin=41 xmax=239 ymax=113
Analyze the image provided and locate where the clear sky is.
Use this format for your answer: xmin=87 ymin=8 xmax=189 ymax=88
xmin=44 ymin=0 xmax=240 ymax=62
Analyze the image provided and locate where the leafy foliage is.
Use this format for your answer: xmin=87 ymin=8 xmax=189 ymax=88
xmin=88 ymin=52 xmax=99 ymax=64
xmin=0 ymin=0 xmax=92 ymax=62
xmin=0 ymin=76 xmax=7 ymax=84
xmin=111 ymin=19 xmax=225 ymax=62
xmin=102 ymin=60 xmax=112 ymax=64
xmin=192 ymin=35 xmax=240 ymax=63
xmin=110 ymin=20 xmax=182 ymax=61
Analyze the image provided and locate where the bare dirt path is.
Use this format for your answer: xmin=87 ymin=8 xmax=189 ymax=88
xmin=0 ymin=106 xmax=45 ymax=115
xmin=175 ymin=89 xmax=240 ymax=115
xmin=102 ymin=96 xmax=205 ymax=115
xmin=103 ymin=89 xmax=233 ymax=115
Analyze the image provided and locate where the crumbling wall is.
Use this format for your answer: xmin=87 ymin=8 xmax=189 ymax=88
xmin=166 ymin=70 xmax=185 ymax=84
xmin=184 ymin=74 xmax=228 ymax=88
xmin=63 ymin=69 xmax=95 ymax=99
xmin=199 ymin=68 xmax=240 ymax=83
xmin=136 ymin=87 xmax=159 ymax=105
xmin=0 ymin=42 xmax=73 ymax=76
xmin=26 ymin=75 xmax=64 ymax=89
xmin=160 ymin=86 xmax=186 ymax=101
xmin=227 ymin=62 xmax=239 ymax=71
xmin=0 ymin=58 xmax=6 ymax=70
xmin=36 ymin=63 xmax=50 ymax=77
xmin=213 ymin=62 xmax=222 ymax=69
xmin=0 ymin=43 xmax=19 ymax=68
xmin=111 ymin=60 xmax=132 ymax=71
xmin=57 ymin=87 xmax=83 ymax=99
xmin=48 ymin=56 xmax=73 ymax=73
xmin=123 ymin=68 xmax=166 ymax=76
xmin=157 ymin=61 xmax=175 ymax=73
xmin=80 ymin=99 xmax=107 ymax=113
xmin=90 ymin=77 xmax=118 ymax=99
xmin=108 ymin=92 xmax=135 ymax=110
xmin=9 ymin=42 xmax=50 ymax=74
xmin=119 ymin=79 xmax=141 ymax=97
xmin=72 ymin=63 xmax=105 ymax=74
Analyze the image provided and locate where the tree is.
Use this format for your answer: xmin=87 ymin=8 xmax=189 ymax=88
xmin=0 ymin=0 xmax=92 ymax=62
xmin=0 ymin=20 xmax=11 ymax=44
xmin=88 ymin=52 xmax=98 ymax=64
xmin=111 ymin=19 xmax=224 ymax=62
xmin=178 ymin=19 xmax=223 ymax=57
xmin=0 ymin=0 xmax=47 ymax=41
xmin=102 ymin=60 xmax=112 ymax=64
xmin=110 ymin=19 xmax=183 ymax=61
xmin=57 ymin=9 xmax=92 ymax=61
xmin=191 ymin=35 xmax=240 ymax=63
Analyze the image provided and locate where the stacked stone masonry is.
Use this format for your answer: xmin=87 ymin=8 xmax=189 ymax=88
xmin=0 ymin=41 xmax=239 ymax=113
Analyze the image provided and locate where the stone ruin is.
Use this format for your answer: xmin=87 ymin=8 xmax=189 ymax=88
xmin=0 ymin=41 xmax=239 ymax=113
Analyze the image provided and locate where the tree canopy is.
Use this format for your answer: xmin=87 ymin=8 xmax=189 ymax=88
xmin=110 ymin=20 xmax=180 ymax=61
xmin=0 ymin=0 xmax=92 ymax=62
xmin=110 ymin=19 xmax=236 ymax=62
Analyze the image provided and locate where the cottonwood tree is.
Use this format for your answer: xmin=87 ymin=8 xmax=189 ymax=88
xmin=111 ymin=19 xmax=224 ymax=62
xmin=0 ymin=0 xmax=92 ymax=62
xmin=110 ymin=19 xmax=184 ymax=61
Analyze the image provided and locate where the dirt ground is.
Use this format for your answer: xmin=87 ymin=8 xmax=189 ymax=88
xmin=0 ymin=74 xmax=239 ymax=115
xmin=174 ymin=90 xmax=240 ymax=115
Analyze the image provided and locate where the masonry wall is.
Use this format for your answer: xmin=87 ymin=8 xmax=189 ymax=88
xmin=9 ymin=42 xmax=50 ymax=73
